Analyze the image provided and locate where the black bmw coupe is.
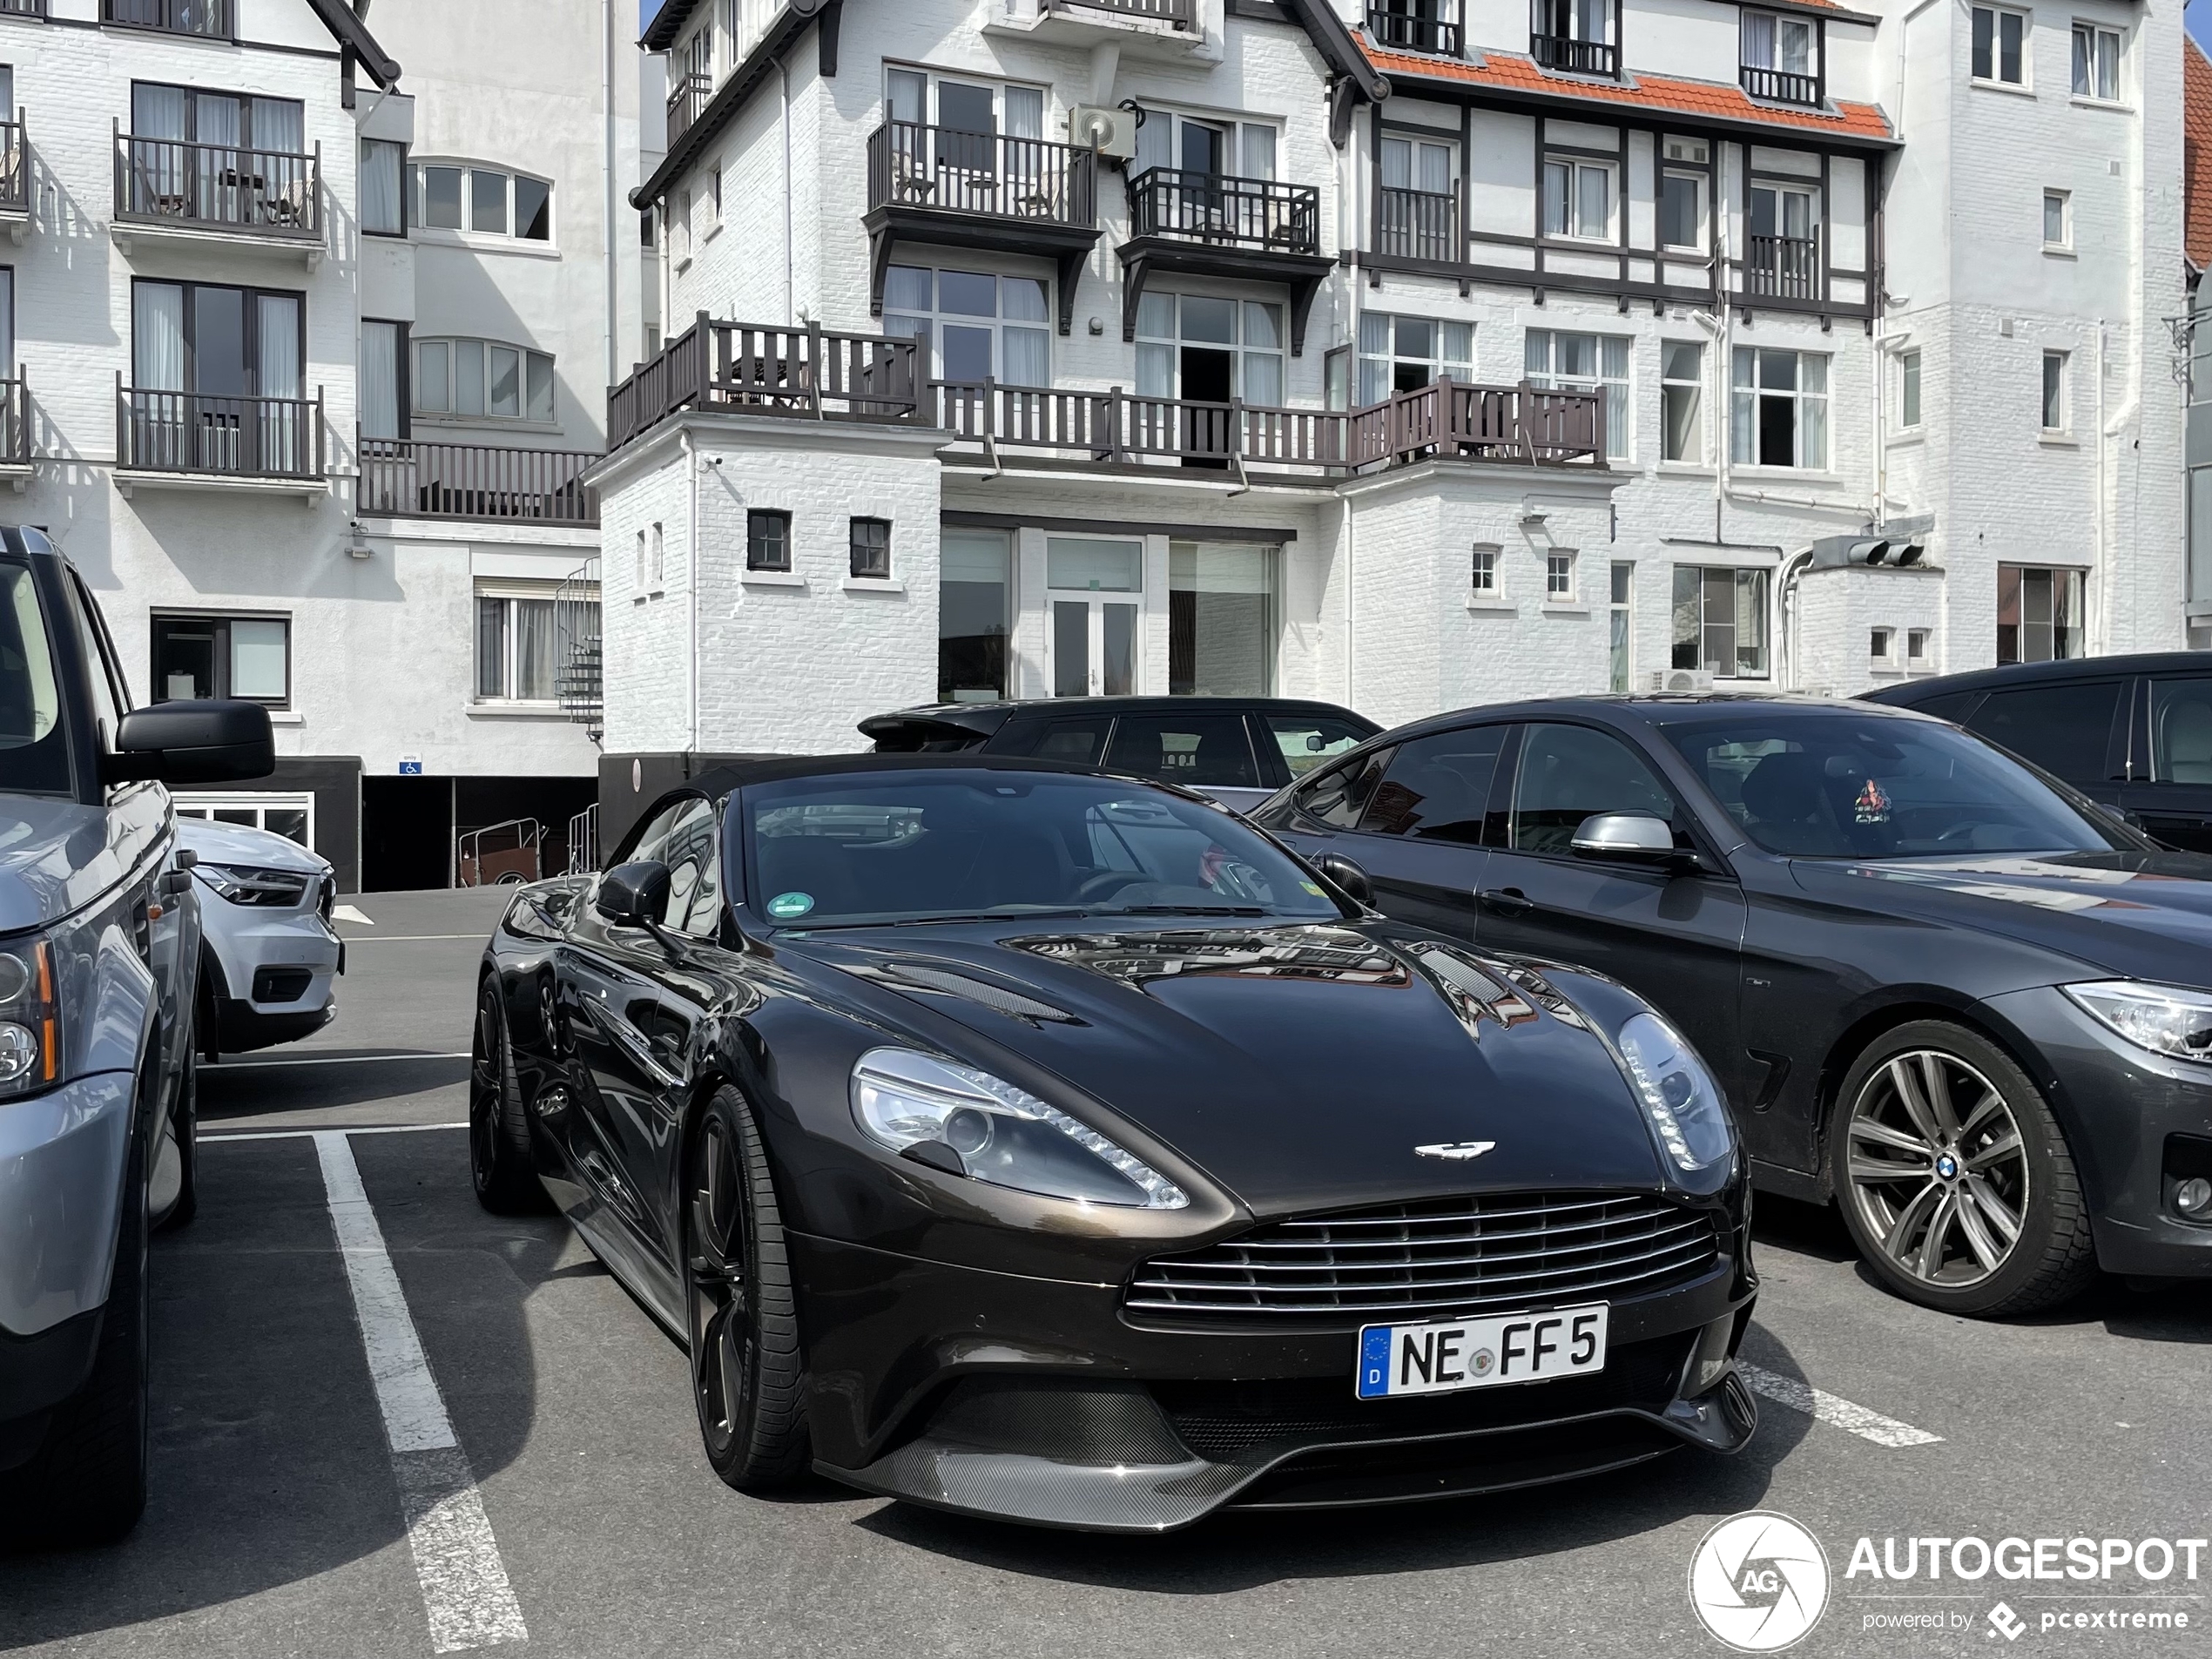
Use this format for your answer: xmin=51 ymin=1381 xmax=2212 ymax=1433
xmin=469 ymin=756 xmax=1757 ymax=1531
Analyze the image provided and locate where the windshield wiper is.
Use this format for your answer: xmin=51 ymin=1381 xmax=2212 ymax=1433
xmin=1101 ymin=905 xmax=1273 ymax=917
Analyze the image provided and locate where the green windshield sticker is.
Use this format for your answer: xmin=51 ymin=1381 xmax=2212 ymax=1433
xmin=1300 ymin=880 xmax=1326 ymax=896
xmin=766 ymin=891 xmax=815 ymax=920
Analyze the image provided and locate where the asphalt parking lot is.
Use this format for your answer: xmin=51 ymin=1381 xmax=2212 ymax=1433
xmin=2 ymin=887 xmax=2209 ymax=1658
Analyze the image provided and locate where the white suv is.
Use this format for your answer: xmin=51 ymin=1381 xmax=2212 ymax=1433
xmin=177 ymin=816 xmax=342 ymax=1055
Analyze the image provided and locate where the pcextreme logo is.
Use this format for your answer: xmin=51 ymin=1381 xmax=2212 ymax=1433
xmin=1689 ymin=1511 xmax=1833 ymax=1652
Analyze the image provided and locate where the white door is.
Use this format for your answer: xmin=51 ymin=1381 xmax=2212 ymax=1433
xmin=1043 ymin=537 xmax=1143 ymax=698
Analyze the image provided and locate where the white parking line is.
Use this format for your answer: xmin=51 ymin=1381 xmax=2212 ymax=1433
xmin=202 ymin=1123 xmax=468 ymax=1143
xmin=312 ymin=1130 xmax=528 ymax=1654
xmin=1740 ymin=1362 xmax=1945 ymax=1448
xmin=342 ymin=935 xmax=489 ymax=943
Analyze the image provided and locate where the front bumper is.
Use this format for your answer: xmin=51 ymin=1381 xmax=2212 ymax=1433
xmin=0 ymin=1071 xmax=133 ymax=1339
xmin=795 ymin=1231 xmax=1757 ymax=1532
xmin=202 ymin=906 xmax=341 ymax=1055
xmin=1982 ymin=987 xmax=2212 ymax=1277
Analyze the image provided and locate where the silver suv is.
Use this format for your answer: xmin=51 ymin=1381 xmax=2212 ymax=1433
xmin=0 ymin=526 xmax=273 ymax=1546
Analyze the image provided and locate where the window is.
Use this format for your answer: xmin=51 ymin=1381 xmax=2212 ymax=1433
xmin=1378 ymin=134 xmax=1460 ymax=260
xmin=1509 ymin=724 xmax=1676 ymax=855
xmin=2043 ymin=188 xmax=2071 ymax=248
xmin=1967 ymin=679 xmax=2119 ymax=776
xmin=1898 ymin=347 xmax=1922 ymax=429
xmin=1170 ymin=543 xmax=1278 ymax=697
xmin=1741 ymin=10 xmax=1819 ymax=99
xmin=361 ymin=138 xmax=406 ymax=236
xmin=1996 ymin=564 xmax=2083 ymax=663
xmin=658 ymin=798 xmax=724 ymax=939
xmin=1262 ymin=712 xmax=1369 ymax=779
xmin=1672 ymin=565 xmax=1770 ymax=678
xmin=361 ymin=319 xmax=404 ymax=441
xmin=633 ymin=529 xmax=646 ymax=584
xmin=1608 ymin=562 xmax=1635 ymax=692
xmin=1972 ymin=5 xmax=2027 ymax=84
xmin=2071 ymin=21 xmax=2120 ymax=99
xmin=1380 ymin=134 xmax=1456 ymax=199
xmin=129 ymin=279 xmax=307 ymax=472
xmin=1356 ymin=312 xmax=1473 ymax=405
xmin=1546 ymin=551 xmax=1576 ymax=602
xmin=1135 ymin=293 xmax=1285 ymax=406
xmin=1292 ymin=746 xmax=1394 ymax=830
xmin=475 ymin=589 xmax=568 ymax=702
xmin=1472 ymin=545 xmax=1501 ymax=597
xmin=414 ymin=337 xmax=556 ymax=423
xmin=415 ymin=164 xmax=552 ymax=242
xmin=707 ymin=165 xmax=723 ymax=229
xmin=746 ymin=509 xmax=790 ymax=572
xmin=941 ymin=529 xmax=1011 ymax=702
xmin=1541 ymin=158 xmax=1613 ymax=240
xmin=649 ymin=523 xmax=665 ymax=588
xmin=1130 ymin=105 xmax=1280 ymax=182
xmin=850 ymin=517 xmax=891 ymax=580
xmin=1658 ymin=170 xmax=1705 ymax=250
xmin=1730 ymin=347 xmax=1828 ymax=469
xmin=1105 ymin=714 xmax=1263 ymax=789
xmin=152 ymin=614 xmax=288 ymax=705
xmin=2148 ymin=678 xmax=2212 ymax=782
xmin=882 ymin=266 xmax=1050 ymax=388
xmin=1870 ymin=627 xmax=1894 ymax=663
xmin=2041 ymin=349 xmax=2067 ymax=431
xmin=1360 ymin=727 xmax=1507 ymax=843
xmin=1906 ymin=629 xmax=1931 ymax=665
xmin=1527 ymin=330 xmax=1629 ymax=461
xmin=1530 ymin=0 xmax=1618 ymax=70
xmin=1662 ymin=341 xmax=1703 ymax=462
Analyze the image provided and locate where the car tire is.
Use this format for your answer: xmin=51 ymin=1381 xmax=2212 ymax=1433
xmin=469 ymin=977 xmax=547 ymax=1216
xmin=1831 ymin=1021 xmax=2099 ymax=1317
xmin=158 ymin=1038 xmax=199 ymax=1231
xmin=0 ymin=1086 xmax=153 ymax=1547
xmin=685 ymin=1085 xmax=809 ymax=1491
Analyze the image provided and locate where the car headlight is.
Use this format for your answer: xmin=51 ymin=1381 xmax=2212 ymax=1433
xmin=850 ymin=1047 xmax=1188 ymax=1210
xmin=1615 ymin=1011 xmax=1734 ymax=1174
xmin=0 ymin=937 xmax=58 ymax=1097
xmin=2064 ymin=981 xmax=2212 ymax=1062
xmin=195 ymin=864 xmax=311 ymax=907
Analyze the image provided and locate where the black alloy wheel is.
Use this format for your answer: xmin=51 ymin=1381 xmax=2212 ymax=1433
xmin=686 ymin=1086 xmax=808 ymax=1490
xmin=1831 ymin=1021 xmax=2098 ymax=1316
xmin=470 ymin=977 xmax=547 ymax=1215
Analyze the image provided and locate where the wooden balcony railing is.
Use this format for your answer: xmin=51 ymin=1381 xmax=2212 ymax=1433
xmin=1740 ymin=65 xmax=1821 ymax=105
xmin=666 ymin=71 xmax=714 ymax=144
xmin=1379 ymin=185 xmax=1458 ymax=263
xmin=1366 ymin=0 xmax=1460 ymax=54
xmin=1530 ymin=32 xmax=1617 ymax=75
xmin=117 ymin=380 xmax=325 ymax=480
xmin=1127 ymin=169 xmax=1320 ymax=253
xmin=0 ymin=117 xmax=25 ymax=216
xmin=358 ymin=436 xmax=601 ymax=526
xmin=1744 ymin=233 xmax=1819 ymax=300
xmin=866 ymin=122 xmax=1096 ymax=226
xmin=1049 ymin=0 xmax=1192 ymax=28
xmin=103 ymin=0 xmax=230 ymax=36
xmin=114 ymin=126 xmax=321 ymax=239
xmin=0 ymin=374 xmax=30 ymax=466
xmin=608 ymin=314 xmax=925 ymax=451
xmin=0 ymin=1 xmax=45 ymax=17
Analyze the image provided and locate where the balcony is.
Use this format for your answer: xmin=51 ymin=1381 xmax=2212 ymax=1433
xmin=0 ymin=374 xmax=30 ymax=484
xmin=358 ymin=437 xmax=600 ymax=527
xmin=1122 ymin=169 xmax=1330 ymax=354
xmin=0 ymin=115 xmax=26 ymax=242
xmin=111 ymin=126 xmax=323 ymax=266
xmin=115 ymin=381 xmax=327 ymax=499
xmin=1366 ymin=0 xmax=1461 ymax=55
xmin=1744 ymin=233 xmax=1819 ymax=301
xmin=863 ymin=122 xmax=1099 ymax=334
xmin=666 ymin=71 xmax=714 ymax=144
xmin=103 ymin=0 xmax=230 ymax=36
xmin=608 ymin=316 xmax=925 ymax=451
xmin=1739 ymin=65 xmax=1822 ymax=106
xmin=1054 ymin=0 xmax=1192 ymax=24
xmin=1529 ymin=32 xmax=1617 ymax=75
xmin=1378 ymin=185 xmax=1459 ymax=266
xmin=0 ymin=2 xmax=44 ymax=18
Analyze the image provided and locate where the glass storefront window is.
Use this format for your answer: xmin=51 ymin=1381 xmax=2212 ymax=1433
xmin=1046 ymin=538 xmax=1143 ymax=592
xmin=939 ymin=531 xmax=1011 ymax=703
xmin=1170 ymin=542 xmax=1277 ymax=697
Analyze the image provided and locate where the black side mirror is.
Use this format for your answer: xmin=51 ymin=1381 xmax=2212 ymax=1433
xmin=107 ymin=700 xmax=275 ymax=786
xmin=1314 ymin=852 xmax=1373 ymax=906
xmin=594 ymin=860 xmax=671 ymax=928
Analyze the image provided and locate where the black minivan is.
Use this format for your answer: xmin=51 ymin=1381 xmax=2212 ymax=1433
xmin=1865 ymin=655 xmax=2212 ymax=853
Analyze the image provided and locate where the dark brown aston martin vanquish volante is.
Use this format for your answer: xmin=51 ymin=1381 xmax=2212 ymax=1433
xmin=468 ymin=755 xmax=1757 ymax=1532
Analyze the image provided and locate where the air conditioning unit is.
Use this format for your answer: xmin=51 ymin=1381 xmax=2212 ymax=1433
xmin=1068 ymin=105 xmax=1138 ymax=159
xmin=1663 ymin=138 xmax=1709 ymax=165
xmin=1645 ymin=668 xmax=1716 ymax=693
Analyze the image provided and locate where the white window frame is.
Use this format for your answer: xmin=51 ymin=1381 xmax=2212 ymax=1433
xmin=1898 ymin=347 xmax=1923 ymax=430
xmin=2041 ymin=349 xmax=2069 ymax=433
xmin=2070 ymin=20 xmax=2121 ymax=101
xmin=1730 ymin=347 xmax=1830 ymax=469
xmin=1870 ymin=626 xmax=1895 ymax=664
xmin=883 ymin=66 xmax=1049 ymax=142
xmin=1134 ymin=292 xmax=1287 ymax=407
xmin=1970 ymin=3 xmax=2030 ymax=87
xmin=413 ymin=337 xmax=557 ymax=425
xmin=413 ymin=160 xmax=555 ymax=245
xmin=1546 ymin=551 xmax=1577 ymax=604
xmin=1608 ymin=560 xmax=1635 ymax=692
xmin=474 ymin=581 xmax=592 ymax=705
xmin=2043 ymin=187 xmax=2072 ymax=249
xmin=1472 ymin=544 xmax=1501 ymax=598
xmin=1657 ymin=169 xmax=1707 ymax=253
xmin=1541 ymin=157 xmax=1615 ymax=241
xmin=1661 ymin=340 xmax=1704 ymax=462
xmin=1906 ymin=628 xmax=1932 ymax=666
xmin=1527 ymin=329 xmax=1631 ymax=462
xmin=173 ymin=792 xmax=317 ymax=849
xmin=881 ymin=264 xmax=1054 ymax=388
xmin=1379 ymin=134 xmax=1458 ymax=198
xmin=1357 ymin=311 xmax=1474 ymax=407
xmin=1740 ymin=10 xmax=1818 ymax=78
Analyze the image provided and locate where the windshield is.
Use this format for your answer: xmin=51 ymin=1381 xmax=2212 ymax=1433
xmin=0 ymin=559 xmax=71 ymax=797
xmin=742 ymin=771 xmax=1345 ymax=927
xmin=1662 ymin=711 xmax=2129 ymax=860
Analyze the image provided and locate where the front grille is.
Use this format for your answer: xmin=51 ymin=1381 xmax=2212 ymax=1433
xmin=1127 ymin=1190 xmax=1721 ymax=1326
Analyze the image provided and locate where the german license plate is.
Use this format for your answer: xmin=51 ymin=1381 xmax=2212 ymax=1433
xmin=1355 ymin=1304 xmax=1608 ymax=1399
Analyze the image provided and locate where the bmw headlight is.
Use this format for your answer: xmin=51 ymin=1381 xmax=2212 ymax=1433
xmin=850 ymin=1048 xmax=1188 ymax=1210
xmin=2064 ymin=981 xmax=2212 ymax=1062
xmin=195 ymin=864 xmax=311 ymax=907
xmin=1615 ymin=1012 xmax=1734 ymax=1174
xmin=0 ymin=937 xmax=59 ymax=1097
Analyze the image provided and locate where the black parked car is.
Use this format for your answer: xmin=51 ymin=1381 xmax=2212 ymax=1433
xmin=470 ymin=756 xmax=1757 ymax=1530
xmin=860 ymin=697 xmax=1378 ymax=813
xmin=1255 ymin=696 xmax=2212 ymax=1317
xmin=1865 ymin=654 xmax=2212 ymax=853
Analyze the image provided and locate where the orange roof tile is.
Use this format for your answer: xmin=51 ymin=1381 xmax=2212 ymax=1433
xmin=2188 ymin=37 xmax=2212 ymax=271
xmin=1363 ymin=42 xmax=1896 ymax=143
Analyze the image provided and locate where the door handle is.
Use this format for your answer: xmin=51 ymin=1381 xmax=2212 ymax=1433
xmin=1478 ymin=887 xmax=1533 ymax=917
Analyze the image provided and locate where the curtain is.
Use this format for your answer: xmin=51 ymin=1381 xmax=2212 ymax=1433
xmin=361 ymin=139 xmax=403 ymax=235
xmin=1002 ymin=85 xmax=1042 ymax=141
xmin=132 ymin=84 xmax=187 ymax=138
xmin=1134 ymin=106 xmax=1172 ymax=179
xmin=130 ymin=84 xmax=187 ymax=216
xmin=1742 ymin=11 xmax=1774 ymax=68
xmin=251 ymin=98 xmax=303 ymax=155
xmin=476 ymin=598 xmax=506 ymax=698
xmin=515 ymin=599 xmax=556 ymax=699
xmin=1602 ymin=336 xmax=1629 ymax=460
xmin=1240 ymin=124 xmax=1276 ymax=182
xmin=1001 ymin=327 xmax=1049 ymax=388
xmin=360 ymin=320 xmax=400 ymax=440
xmin=257 ymin=293 xmax=302 ymax=472
xmin=134 ymin=284 xmax=185 ymax=389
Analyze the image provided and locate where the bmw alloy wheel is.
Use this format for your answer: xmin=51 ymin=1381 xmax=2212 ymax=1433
xmin=1844 ymin=1050 xmax=2029 ymax=1288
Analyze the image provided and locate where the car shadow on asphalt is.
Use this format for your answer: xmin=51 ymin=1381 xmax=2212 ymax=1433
xmin=196 ymin=1057 xmax=472 ymax=1122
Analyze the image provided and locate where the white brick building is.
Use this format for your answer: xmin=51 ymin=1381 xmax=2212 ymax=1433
xmin=596 ymin=0 xmax=2186 ymax=769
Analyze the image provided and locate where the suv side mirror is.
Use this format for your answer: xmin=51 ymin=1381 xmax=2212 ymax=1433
xmin=107 ymin=700 xmax=275 ymax=786
xmin=594 ymin=860 xmax=671 ymax=928
xmin=1313 ymin=852 xmax=1373 ymax=906
xmin=1570 ymin=811 xmax=1679 ymax=864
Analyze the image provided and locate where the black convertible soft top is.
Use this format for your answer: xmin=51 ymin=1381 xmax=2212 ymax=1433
xmin=682 ymin=752 xmax=1136 ymax=803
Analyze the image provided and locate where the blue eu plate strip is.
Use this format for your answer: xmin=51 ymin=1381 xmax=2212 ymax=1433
xmin=1357 ymin=1325 xmax=1393 ymax=1399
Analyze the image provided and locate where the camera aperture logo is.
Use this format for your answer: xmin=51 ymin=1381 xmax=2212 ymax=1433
xmin=1689 ymin=1511 xmax=1832 ymax=1652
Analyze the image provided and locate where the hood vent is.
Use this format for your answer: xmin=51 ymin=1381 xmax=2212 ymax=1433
xmin=877 ymin=963 xmax=1082 ymax=1025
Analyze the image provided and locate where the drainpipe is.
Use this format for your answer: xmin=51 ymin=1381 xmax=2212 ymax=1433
xmin=684 ymin=428 xmax=701 ymax=753
xmin=1341 ymin=495 xmax=1356 ymax=708
xmin=604 ymin=0 xmax=619 ymax=390
xmin=780 ymin=57 xmax=795 ymax=325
